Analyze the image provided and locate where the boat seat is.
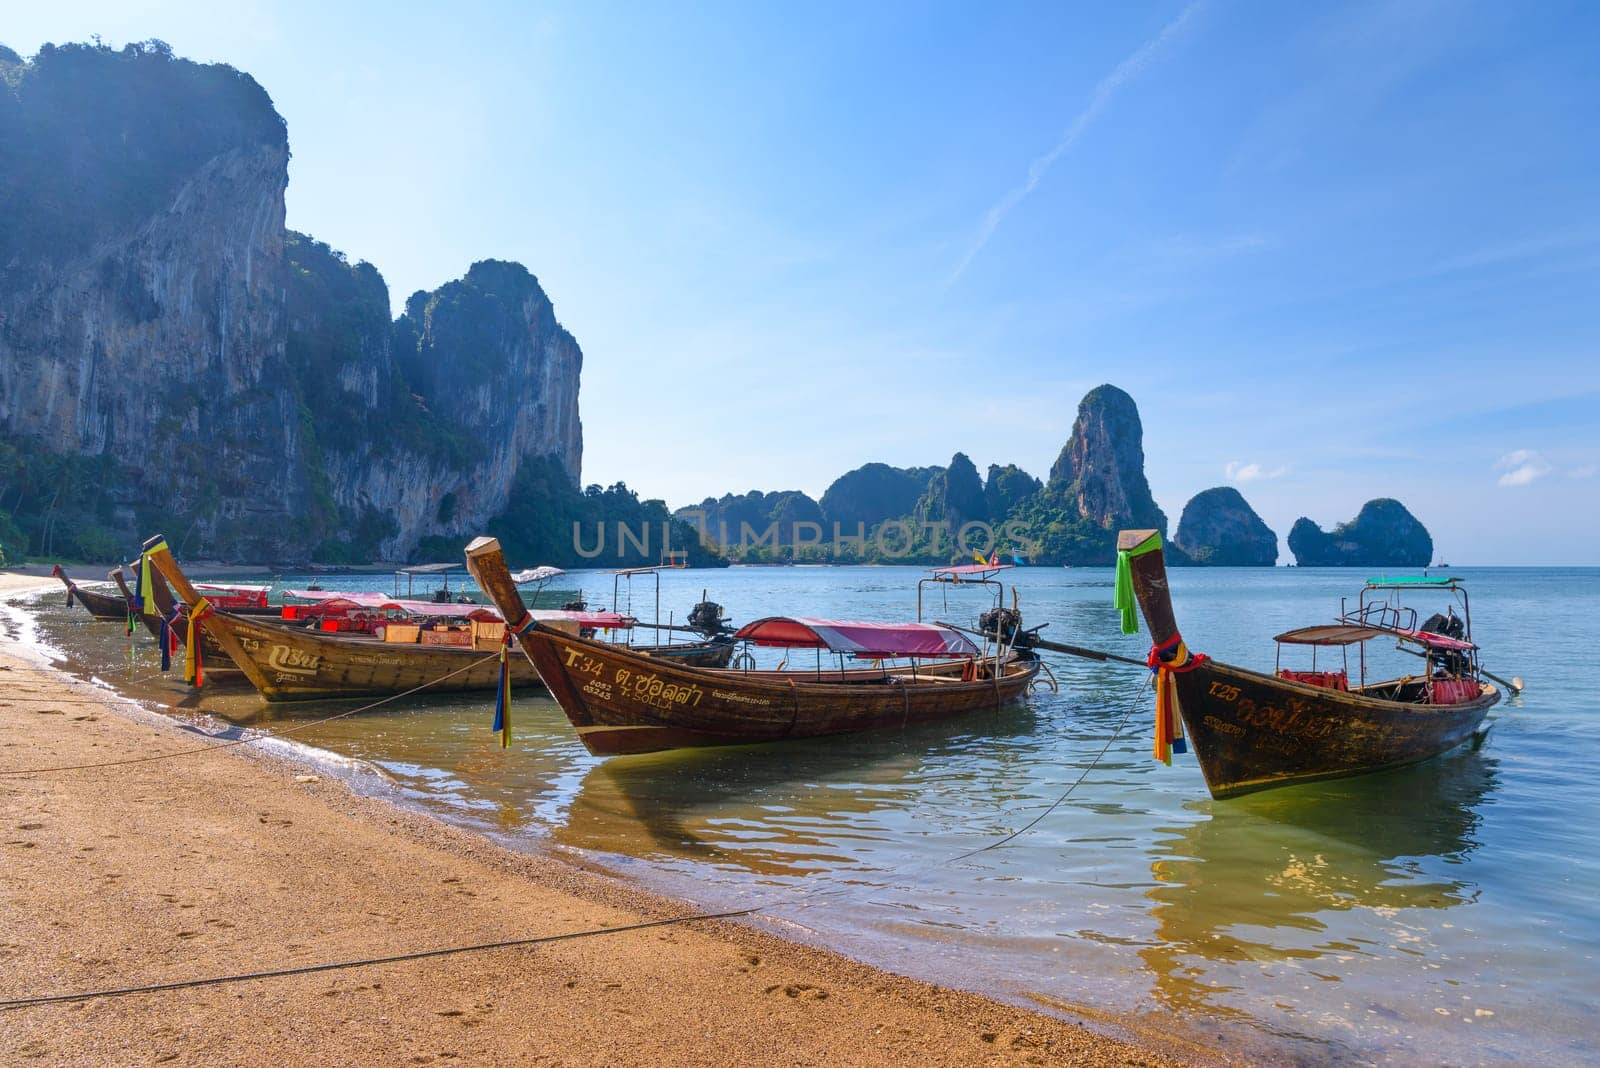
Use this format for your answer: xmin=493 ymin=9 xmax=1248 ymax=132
xmin=1276 ymin=669 xmax=1349 ymax=691
xmin=1427 ymin=677 xmax=1481 ymax=705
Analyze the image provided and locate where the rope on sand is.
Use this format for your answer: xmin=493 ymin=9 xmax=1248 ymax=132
xmin=0 ymin=908 xmax=760 ymax=1010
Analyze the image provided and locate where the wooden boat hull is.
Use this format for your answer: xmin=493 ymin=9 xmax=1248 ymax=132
xmin=463 ymin=534 xmax=1038 ymax=755
xmin=1118 ymin=528 xmax=1501 ymax=799
xmin=187 ymin=612 xmax=542 ymax=701
xmin=171 ymin=609 xmax=734 ymax=703
xmin=1169 ymin=658 xmax=1498 ymax=798
xmin=51 ymin=568 xmax=127 ymax=619
xmin=508 ymin=624 xmax=1038 ymax=756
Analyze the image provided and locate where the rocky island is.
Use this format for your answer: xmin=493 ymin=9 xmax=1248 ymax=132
xmin=1173 ymin=486 xmax=1279 ymax=566
xmin=1288 ymin=498 xmax=1433 ymax=568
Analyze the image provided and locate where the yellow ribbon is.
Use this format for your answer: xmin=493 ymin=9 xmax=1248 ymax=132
xmin=185 ymin=596 xmax=212 ymax=686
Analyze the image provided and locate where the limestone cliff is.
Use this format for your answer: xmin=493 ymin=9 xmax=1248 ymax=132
xmin=0 ymin=41 xmax=584 ymax=562
xmin=913 ymin=452 xmax=988 ymax=534
xmin=336 ymin=260 xmax=584 ymax=559
xmin=1010 ymin=384 xmax=1167 ymax=564
xmin=1288 ymin=499 xmax=1432 ymax=568
xmin=1173 ymin=487 xmax=1278 ymax=566
xmin=984 ymin=463 xmax=1041 ymax=519
xmin=1046 ymin=385 xmax=1165 ymax=530
xmin=0 ymin=41 xmax=303 ymax=559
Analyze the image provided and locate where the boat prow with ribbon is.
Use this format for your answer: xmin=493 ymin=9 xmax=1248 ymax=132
xmin=1115 ymin=528 xmax=1500 ymax=799
xmin=49 ymin=564 xmax=128 ymax=619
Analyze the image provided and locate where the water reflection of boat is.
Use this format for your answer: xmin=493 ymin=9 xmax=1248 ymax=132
xmin=555 ymin=704 xmax=1041 ymax=878
xmin=1138 ymin=746 xmax=1497 ymax=1017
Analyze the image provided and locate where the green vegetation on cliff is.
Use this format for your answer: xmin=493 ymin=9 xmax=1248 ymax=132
xmin=0 ymin=40 xmax=284 ymax=276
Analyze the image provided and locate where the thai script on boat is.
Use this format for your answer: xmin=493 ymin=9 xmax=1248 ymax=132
xmin=267 ymin=644 xmax=321 ymax=676
xmin=614 ymin=666 xmax=703 ymax=712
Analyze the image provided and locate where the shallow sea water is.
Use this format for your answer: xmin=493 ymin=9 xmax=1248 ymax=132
xmin=18 ymin=565 xmax=1600 ymax=1064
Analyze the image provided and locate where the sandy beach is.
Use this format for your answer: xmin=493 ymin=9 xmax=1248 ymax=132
xmin=0 ymin=573 xmax=1195 ymax=1067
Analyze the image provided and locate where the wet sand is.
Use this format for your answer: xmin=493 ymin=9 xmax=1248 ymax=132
xmin=0 ymin=574 xmax=1198 ymax=1067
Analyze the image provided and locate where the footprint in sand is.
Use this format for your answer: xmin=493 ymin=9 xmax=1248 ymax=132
xmin=777 ymin=983 xmax=829 ymax=1001
xmin=16 ymin=822 xmax=43 ymax=830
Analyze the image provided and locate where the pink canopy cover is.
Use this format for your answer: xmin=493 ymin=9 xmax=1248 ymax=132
xmin=732 ymin=617 xmax=979 ymax=659
xmin=929 ymin=563 xmax=1014 ymax=578
xmin=1393 ymin=627 xmax=1477 ymax=652
xmin=280 ymin=590 xmax=631 ymax=629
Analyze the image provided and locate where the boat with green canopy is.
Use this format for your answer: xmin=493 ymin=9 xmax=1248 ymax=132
xmin=1114 ymin=529 xmax=1501 ymax=798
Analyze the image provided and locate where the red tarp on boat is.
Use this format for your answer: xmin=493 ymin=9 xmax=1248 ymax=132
xmin=281 ymin=590 xmax=632 ymax=629
xmin=732 ymin=617 xmax=979 ymax=659
xmin=1393 ymin=628 xmax=1477 ymax=652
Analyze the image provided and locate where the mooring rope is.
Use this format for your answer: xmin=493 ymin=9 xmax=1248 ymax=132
xmin=0 ymin=653 xmax=501 ymax=777
xmin=0 ymin=908 xmax=761 ymax=1010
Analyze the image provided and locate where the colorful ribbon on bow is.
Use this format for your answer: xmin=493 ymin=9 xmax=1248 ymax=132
xmin=491 ymin=616 xmax=538 ymax=748
xmin=492 ymin=630 xmax=513 ymax=748
xmin=185 ymin=597 xmax=213 ymax=688
xmin=1148 ymin=633 xmax=1208 ymax=765
xmin=158 ymin=605 xmax=182 ymax=672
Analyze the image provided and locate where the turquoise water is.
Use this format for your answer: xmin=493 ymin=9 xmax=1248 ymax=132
xmin=23 ymin=565 xmax=1600 ymax=1064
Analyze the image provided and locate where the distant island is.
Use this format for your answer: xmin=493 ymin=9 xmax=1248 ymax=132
xmin=1288 ymin=500 xmax=1433 ymax=568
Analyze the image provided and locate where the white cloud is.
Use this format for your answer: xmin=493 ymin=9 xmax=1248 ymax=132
xmin=1494 ymin=449 xmax=1552 ymax=487
xmin=1226 ymin=460 xmax=1290 ymax=482
xmin=1570 ymin=464 xmax=1598 ymax=480
xmin=946 ymin=1 xmax=1206 ymax=286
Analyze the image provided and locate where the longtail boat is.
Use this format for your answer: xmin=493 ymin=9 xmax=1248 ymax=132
xmin=464 ymin=536 xmax=1040 ymax=756
xmin=49 ymin=565 xmax=128 ymax=619
xmin=1116 ymin=528 xmax=1500 ymax=799
xmin=140 ymin=536 xmax=734 ymax=702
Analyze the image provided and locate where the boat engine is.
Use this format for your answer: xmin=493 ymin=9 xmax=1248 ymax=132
xmin=688 ymin=600 xmax=729 ymax=636
xmin=1420 ymin=608 xmax=1470 ymax=675
xmin=978 ymin=606 xmax=1031 ymax=648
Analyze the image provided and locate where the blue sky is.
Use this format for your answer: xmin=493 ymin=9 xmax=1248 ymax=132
xmin=9 ymin=2 xmax=1599 ymax=563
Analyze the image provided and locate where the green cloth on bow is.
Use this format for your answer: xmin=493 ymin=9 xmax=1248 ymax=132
xmin=1114 ymin=532 xmax=1163 ymax=635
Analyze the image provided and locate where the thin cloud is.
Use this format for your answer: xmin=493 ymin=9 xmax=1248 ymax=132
xmin=1226 ymin=460 xmax=1290 ymax=482
xmin=1494 ymin=449 xmax=1552 ymax=487
xmin=1569 ymin=464 xmax=1598 ymax=480
xmin=946 ymin=2 xmax=1206 ymax=287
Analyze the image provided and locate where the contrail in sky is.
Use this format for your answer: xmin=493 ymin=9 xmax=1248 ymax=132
xmin=946 ymin=1 xmax=1207 ymax=287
